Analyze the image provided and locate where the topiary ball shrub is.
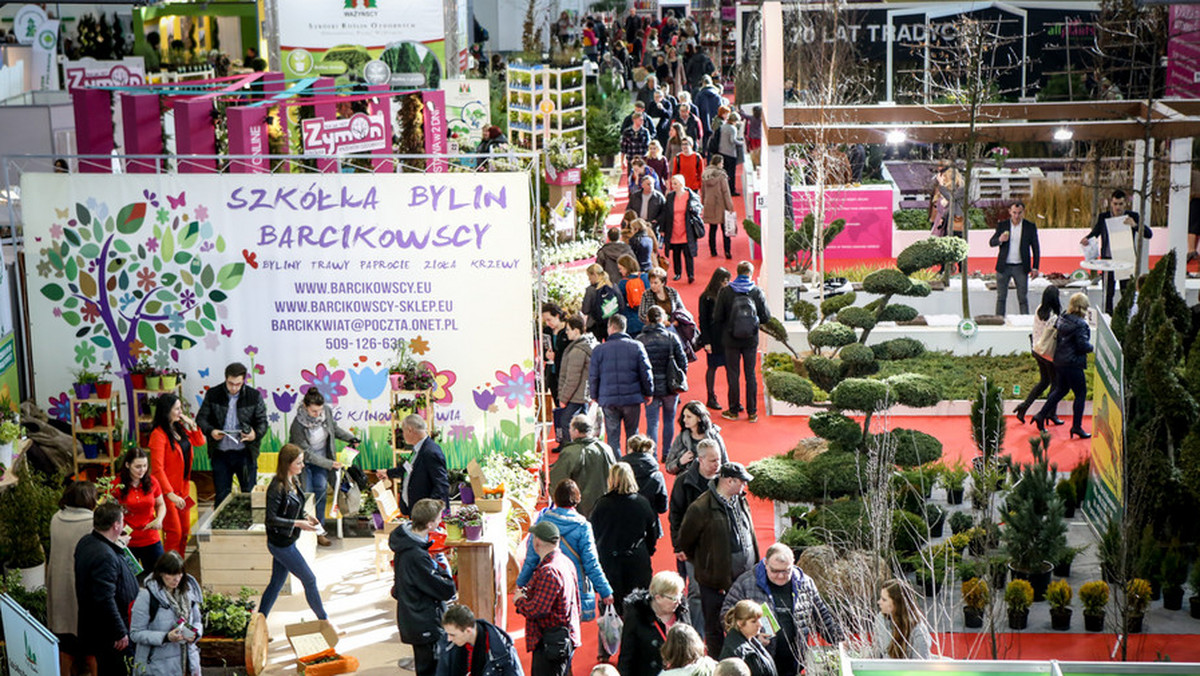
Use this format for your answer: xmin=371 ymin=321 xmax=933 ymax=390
xmin=837 ymin=306 xmax=876 ymax=330
xmin=809 ymin=321 xmax=857 ymax=351
xmin=808 ymin=499 xmax=870 ymax=549
xmin=862 ymin=268 xmax=912 ymax=295
xmin=803 ymin=355 xmax=844 ymax=392
xmin=871 ymin=337 xmax=926 ymax=360
xmin=887 ymin=373 xmax=942 ymax=408
xmin=896 ymin=236 xmax=969 ymax=274
xmin=907 ymin=280 xmax=932 ymax=298
xmin=890 ymin=428 xmax=944 ymax=467
xmin=765 ymin=371 xmax=815 ymax=407
xmin=830 ymin=378 xmax=890 ymax=413
xmin=839 ymin=342 xmax=875 ymax=366
xmin=820 ymin=292 xmax=857 ymax=317
xmin=804 ymin=451 xmax=864 ymax=501
xmin=809 ymin=411 xmax=862 ymax=449
xmin=893 ymin=509 xmax=927 ymax=555
xmin=878 ymin=304 xmax=919 ymax=322
xmin=747 ymin=455 xmax=812 ymax=503
xmin=791 ymin=299 xmax=819 ymax=330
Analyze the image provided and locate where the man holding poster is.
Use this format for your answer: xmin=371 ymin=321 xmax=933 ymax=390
xmin=1081 ymin=190 xmax=1152 ymax=314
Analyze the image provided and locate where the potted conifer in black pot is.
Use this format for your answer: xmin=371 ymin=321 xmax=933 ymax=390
xmin=1047 ymin=580 xmax=1073 ymax=630
xmin=1002 ymin=432 xmax=1065 ymax=601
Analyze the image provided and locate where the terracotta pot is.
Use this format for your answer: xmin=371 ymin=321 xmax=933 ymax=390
xmin=80 ymin=416 xmax=96 ymax=430
xmin=131 ymin=374 xmax=146 ymax=389
xmin=94 ymin=381 xmax=114 ymax=399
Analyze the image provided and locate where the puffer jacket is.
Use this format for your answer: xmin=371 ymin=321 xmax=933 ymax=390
xmin=130 ymin=576 xmax=203 ymax=676
xmin=701 ymin=165 xmax=734 ymax=223
xmin=625 ymin=451 xmax=668 ymax=513
xmin=434 ymin=619 xmax=522 ymax=676
xmin=588 ymin=332 xmax=654 ymax=407
xmin=558 ymin=334 xmax=598 ymax=405
xmin=720 ymin=560 xmax=844 ymax=659
xmin=636 ymin=323 xmax=687 ymax=397
xmin=390 ymin=524 xmax=457 ymax=645
xmin=1053 ymin=313 xmax=1092 ymax=370
xmin=617 ymin=588 xmax=691 ymax=676
xmin=517 ymin=507 xmax=613 ymax=621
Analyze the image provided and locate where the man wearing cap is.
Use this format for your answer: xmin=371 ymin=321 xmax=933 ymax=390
xmin=515 ymin=521 xmax=581 ymax=676
xmin=668 ymin=438 xmax=723 ymax=636
xmin=676 ymin=461 xmax=759 ymax=656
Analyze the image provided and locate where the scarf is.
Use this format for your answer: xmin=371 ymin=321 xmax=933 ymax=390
xmin=298 ymin=406 xmax=326 ymax=430
xmin=729 ymin=274 xmax=754 ymax=293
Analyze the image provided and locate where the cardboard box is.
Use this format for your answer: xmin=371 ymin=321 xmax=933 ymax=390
xmin=466 ymin=460 xmax=506 ymax=513
xmin=285 ymin=619 xmax=359 ymax=675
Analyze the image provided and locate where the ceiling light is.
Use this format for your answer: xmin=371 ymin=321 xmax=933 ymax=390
xmin=1054 ymin=128 xmax=1074 ymax=142
xmin=886 ymin=129 xmax=907 ymax=145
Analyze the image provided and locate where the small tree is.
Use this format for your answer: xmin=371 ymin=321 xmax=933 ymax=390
xmin=1002 ymin=434 xmax=1067 ymax=577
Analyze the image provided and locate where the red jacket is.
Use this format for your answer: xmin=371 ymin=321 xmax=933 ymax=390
xmin=149 ymin=426 xmax=205 ymax=498
xmin=672 ymin=153 xmax=706 ymax=192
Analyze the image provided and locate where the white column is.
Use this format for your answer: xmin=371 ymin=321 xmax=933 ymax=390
xmin=1169 ymin=137 xmax=1192 ymax=297
xmin=761 ymin=1 xmax=786 ymax=319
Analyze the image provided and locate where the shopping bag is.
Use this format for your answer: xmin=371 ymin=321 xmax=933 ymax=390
xmin=597 ymin=604 xmax=623 ymax=656
xmin=723 ymin=210 xmax=738 ymax=237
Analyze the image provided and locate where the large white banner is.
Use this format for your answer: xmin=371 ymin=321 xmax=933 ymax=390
xmin=21 ymin=173 xmax=536 ymax=469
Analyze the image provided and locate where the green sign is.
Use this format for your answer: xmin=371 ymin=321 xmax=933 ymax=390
xmin=1083 ymin=313 xmax=1123 ymax=529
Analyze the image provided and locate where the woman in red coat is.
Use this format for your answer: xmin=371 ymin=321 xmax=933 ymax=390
xmin=148 ymin=393 xmax=205 ymax=556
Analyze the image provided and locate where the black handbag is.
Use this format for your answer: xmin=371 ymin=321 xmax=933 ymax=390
xmin=668 ymin=356 xmax=688 ymax=393
xmin=539 ymin=626 xmax=573 ymax=660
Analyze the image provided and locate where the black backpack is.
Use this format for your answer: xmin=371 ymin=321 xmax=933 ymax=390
xmin=729 ymin=292 xmax=759 ymax=340
xmin=593 ymin=284 xmax=620 ymax=323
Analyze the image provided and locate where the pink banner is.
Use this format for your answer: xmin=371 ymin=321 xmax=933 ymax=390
xmin=120 ymin=93 xmax=162 ymax=173
xmin=423 ymin=90 xmax=448 ymax=173
xmin=791 ymin=186 xmax=895 ymax=259
xmin=73 ymin=88 xmax=114 ymax=173
xmin=368 ymin=84 xmax=394 ymax=173
xmin=227 ymin=106 xmax=270 ymax=174
xmin=173 ymin=98 xmax=217 ymax=173
xmin=1168 ymin=6 xmax=1200 ymax=98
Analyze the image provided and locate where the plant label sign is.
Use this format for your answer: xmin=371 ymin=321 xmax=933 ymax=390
xmin=301 ymin=111 xmax=388 ymax=155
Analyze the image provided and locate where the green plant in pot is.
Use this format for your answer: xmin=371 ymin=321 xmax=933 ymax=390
xmin=949 ymin=511 xmax=974 ymax=536
xmin=940 ymin=461 xmax=968 ymax=505
xmin=1160 ymin=544 xmax=1188 ymax=611
xmin=962 ymin=577 xmax=989 ymax=629
xmin=1001 ymin=432 xmax=1065 ymax=601
xmin=1125 ymin=578 xmax=1152 ymax=633
xmin=1054 ymin=544 xmax=1087 ymax=578
xmin=0 ymin=463 xmax=61 ymax=588
xmin=1079 ymin=580 xmax=1109 ymax=632
xmin=924 ymin=503 xmax=946 ymax=538
xmin=1004 ymin=579 xmax=1034 ymax=630
xmin=1046 ymin=579 xmax=1073 ymax=630
xmin=1055 ymin=479 xmax=1077 ymax=518
xmin=784 ymin=504 xmax=811 ymax=529
xmin=459 ymin=504 xmax=483 ymax=541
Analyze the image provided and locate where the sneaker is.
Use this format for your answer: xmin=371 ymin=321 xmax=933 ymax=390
xmin=397 ymin=657 xmax=416 ymax=670
xmin=748 ymin=414 xmax=759 ymax=423
xmin=721 ymin=410 xmax=739 ymax=421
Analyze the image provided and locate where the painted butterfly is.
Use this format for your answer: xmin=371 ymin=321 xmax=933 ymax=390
xmin=166 ymin=192 xmax=186 ymax=209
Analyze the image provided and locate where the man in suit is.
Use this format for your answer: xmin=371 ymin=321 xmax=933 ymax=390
xmin=1081 ymin=189 xmax=1152 ymax=313
xmin=375 ymin=414 xmax=449 ymax=515
xmin=989 ymin=201 xmax=1041 ymax=315
xmin=627 ymin=175 xmax=665 ymax=225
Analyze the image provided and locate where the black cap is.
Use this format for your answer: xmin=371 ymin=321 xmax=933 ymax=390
xmin=719 ymin=461 xmax=753 ymax=482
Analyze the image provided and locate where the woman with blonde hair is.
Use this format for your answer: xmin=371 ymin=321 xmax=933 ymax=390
xmin=625 ymin=434 xmax=668 ymax=513
xmin=618 ymin=571 xmax=690 ymax=676
xmin=719 ymin=600 xmax=776 ymax=676
xmin=646 ymin=140 xmax=671 ymax=183
xmin=581 ymin=262 xmax=619 ymax=340
xmin=1034 ymin=292 xmax=1093 ymax=438
xmin=872 ymin=578 xmax=931 ymax=659
xmin=660 ymin=624 xmax=717 ymax=676
xmin=590 ymin=462 xmax=660 ymax=616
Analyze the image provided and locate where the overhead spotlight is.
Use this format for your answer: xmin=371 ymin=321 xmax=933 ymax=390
xmin=1054 ymin=128 xmax=1074 ymax=142
xmin=886 ymin=129 xmax=907 ymax=145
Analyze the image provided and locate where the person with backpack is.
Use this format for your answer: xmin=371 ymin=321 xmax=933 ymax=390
xmin=629 ymin=220 xmax=659 ymax=276
xmin=672 ymin=137 xmax=706 ymax=193
xmin=580 ymin=263 xmax=620 ymax=342
xmin=713 ymin=261 xmax=771 ymax=423
xmin=698 ymin=267 xmax=732 ymax=411
xmin=588 ymin=314 xmax=654 ymax=456
xmin=596 ymin=228 xmax=634 ymax=288
xmin=616 ymin=254 xmax=651 ymax=336
xmin=637 ymin=305 xmax=689 ymax=455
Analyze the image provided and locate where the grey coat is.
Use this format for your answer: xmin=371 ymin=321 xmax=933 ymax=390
xmin=130 ymin=576 xmax=204 ymax=676
xmin=288 ymin=404 xmax=356 ymax=471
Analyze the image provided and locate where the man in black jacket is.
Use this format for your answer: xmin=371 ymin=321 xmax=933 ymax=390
xmin=668 ymin=439 xmax=722 ymax=637
xmin=197 ymin=362 xmax=269 ymax=508
xmin=75 ymin=502 xmax=138 ymax=675
xmin=713 ymin=261 xmax=771 ymax=422
xmin=1081 ymin=189 xmax=1151 ymax=314
xmin=628 ymin=175 xmax=665 ymax=225
xmin=377 ymin=414 xmax=449 ymax=515
xmin=438 ymin=604 xmax=524 ymax=676
xmin=391 ymin=498 xmax=457 ymax=676
xmin=989 ymin=201 xmax=1040 ymax=316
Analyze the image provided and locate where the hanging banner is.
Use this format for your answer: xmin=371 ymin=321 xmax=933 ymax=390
xmin=21 ymin=172 xmax=536 ymax=470
xmin=63 ymin=57 xmax=147 ymax=92
xmin=441 ymin=79 xmax=491 ymax=151
xmin=275 ymin=0 xmax=448 ymax=86
xmin=31 ymin=19 xmax=60 ymax=91
xmin=1083 ymin=312 xmax=1123 ymax=529
xmin=0 ymin=594 xmax=60 ymax=676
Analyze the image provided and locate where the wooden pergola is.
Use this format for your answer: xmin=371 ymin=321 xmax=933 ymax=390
xmin=757 ymin=1 xmax=1198 ymax=314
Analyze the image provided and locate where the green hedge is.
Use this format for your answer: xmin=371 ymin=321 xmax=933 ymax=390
xmin=896 ymin=236 xmax=970 ymax=274
xmin=837 ymin=306 xmax=876 ymax=330
xmin=871 ymin=338 xmax=925 ymax=360
xmin=765 ymin=371 xmax=815 ymax=407
xmin=821 ymin=292 xmax=857 ymax=316
xmin=809 ymin=321 xmax=857 ymax=350
xmin=886 ymin=373 xmax=942 ymax=408
xmin=862 ymin=268 xmax=912 ymax=295
xmin=830 ymin=378 xmax=890 ymax=413
xmin=878 ymin=304 xmax=919 ymax=322
xmin=805 ymin=451 xmax=864 ymax=500
xmin=804 ymin=355 xmax=844 ymax=392
xmin=889 ymin=428 xmax=944 ymax=467
xmin=809 ymin=411 xmax=862 ymax=449
xmin=747 ymin=455 xmax=813 ymax=503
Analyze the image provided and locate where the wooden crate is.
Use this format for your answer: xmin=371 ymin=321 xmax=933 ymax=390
xmin=196 ymin=493 xmax=316 ymax=595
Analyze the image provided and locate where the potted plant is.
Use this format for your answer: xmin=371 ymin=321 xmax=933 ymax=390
xmin=962 ymin=578 xmax=988 ymax=629
xmin=784 ymin=504 xmax=811 ymax=529
xmin=1047 ymin=580 xmax=1073 ymax=630
xmin=949 ymin=511 xmax=974 ymax=535
xmin=924 ymin=504 xmax=946 ymax=538
xmin=1187 ymin=562 xmax=1200 ymax=619
xmin=941 ymin=462 xmax=968 ymax=505
xmin=443 ymin=509 xmax=464 ymax=541
xmin=1002 ymin=435 xmax=1066 ymax=601
xmin=1055 ymin=479 xmax=1077 ymax=518
xmin=1161 ymin=545 xmax=1188 ymax=611
xmin=130 ymin=356 xmax=152 ymax=389
xmin=388 ymin=340 xmax=436 ymax=397
xmin=78 ymin=403 xmax=101 ymax=429
xmin=0 ymin=463 xmax=51 ymax=589
xmin=1125 ymin=578 xmax=1152 ymax=633
xmin=72 ymin=368 xmax=99 ymax=399
xmin=459 ymin=504 xmax=483 ymax=541
xmin=145 ymin=366 xmax=162 ymax=391
xmin=199 ymin=587 xmax=258 ymax=668
xmin=1080 ymin=580 xmax=1109 ymax=631
xmin=1005 ymin=579 xmax=1033 ymax=630
xmin=79 ymin=432 xmax=103 ymax=459
xmin=1054 ymin=545 xmax=1087 ymax=578
xmin=160 ymin=366 xmax=184 ymax=391
xmin=94 ymin=362 xmax=115 ymax=399
xmin=0 ymin=415 xmax=21 ymax=470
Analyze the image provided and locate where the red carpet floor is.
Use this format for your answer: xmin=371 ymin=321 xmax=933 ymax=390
xmin=510 ymin=166 xmax=1195 ymax=670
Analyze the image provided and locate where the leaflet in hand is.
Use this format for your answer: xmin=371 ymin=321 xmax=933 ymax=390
xmin=760 ymin=602 xmax=780 ymax=638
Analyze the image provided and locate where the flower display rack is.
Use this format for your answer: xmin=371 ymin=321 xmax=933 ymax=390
xmin=506 ymin=63 xmax=586 ymax=154
xmin=70 ymin=391 xmax=123 ymax=474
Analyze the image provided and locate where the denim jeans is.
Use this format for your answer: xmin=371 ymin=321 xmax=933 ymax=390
xmin=261 ymin=541 xmax=327 ymax=619
xmin=303 ymin=467 xmax=330 ymax=526
xmin=644 ymin=394 xmax=679 ymax=456
xmin=724 ymin=343 xmax=759 ymax=416
xmin=211 ymin=448 xmax=256 ymax=510
xmin=553 ymin=402 xmax=586 ymax=444
xmin=602 ymin=403 xmax=641 ymax=456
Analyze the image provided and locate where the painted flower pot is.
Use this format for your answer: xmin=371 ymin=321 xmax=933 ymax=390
xmin=80 ymin=416 xmax=96 ymax=430
xmin=73 ymin=383 xmax=93 ymax=399
xmin=446 ymin=523 xmax=464 ymax=541
xmin=131 ymin=374 xmax=146 ymax=389
xmin=464 ymin=524 xmax=483 ymax=541
xmin=459 ymin=484 xmax=475 ymax=504
xmin=82 ymin=442 xmax=100 ymax=459
xmin=145 ymin=375 xmax=162 ymax=391
xmin=161 ymin=375 xmax=178 ymax=390
xmin=390 ymin=373 xmax=403 ymax=390
xmin=94 ymin=381 xmax=114 ymax=399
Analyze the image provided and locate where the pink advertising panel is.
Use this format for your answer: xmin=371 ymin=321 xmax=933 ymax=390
xmin=227 ymin=106 xmax=270 ymax=174
xmin=423 ymin=89 xmax=448 ymax=173
xmin=1168 ymin=6 xmax=1200 ymax=98
xmin=120 ymin=93 xmax=162 ymax=174
xmin=791 ymin=186 xmax=895 ymax=259
xmin=73 ymin=88 xmax=114 ymax=173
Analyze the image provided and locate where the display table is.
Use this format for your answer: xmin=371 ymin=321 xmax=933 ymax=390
xmin=442 ymin=510 xmax=509 ymax=627
xmin=1081 ymin=258 xmax=1132 ymax=309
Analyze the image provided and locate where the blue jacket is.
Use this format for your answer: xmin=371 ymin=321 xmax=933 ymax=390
xmin=1053 ymin=313 xmax=1092 ymax=370
xmin=637 ymin=324 xmax=687 ymax=397
xmin=517 ymin=507 xmax=613 ymax=619
xmin=589 ymin=332 xmax=653 ymax=406
xmin=435 ymin=620 xmax=523 ymax=676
